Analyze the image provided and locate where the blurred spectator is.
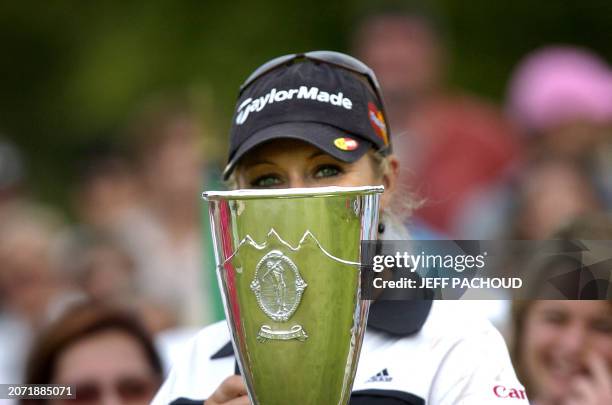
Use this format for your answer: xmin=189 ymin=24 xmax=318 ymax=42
xmin=460 ymin=158 xmax=604 ymax=240
xmin=0 ymin=204 xmax=82 ymax=386
xmin=61 ymin=230 xmax=136 ymax=303
xmin=512 ymin=300 xmax=612 ymax=405
xmin=115 ymin=98 xmax=212 ymax=327
xmin=22 ymin=303 xmax=162 ymax=405
xmin=354 ymin=11 xmax=521 ymax=236
xmin=0 ymin=204 xmax=80 ymax=328
xmin=512 ymin=159 xmax=603 ymax=239
xmin=73 ymin=140 xmax=142 ymax=232
xmin=353 ymin=10 xmax=443 ymax=131
xmin=510 ymin=216 xmax=612 ymax=404
xmin=507 ymin=46 xmax=612 ymax=163
xmin=459 ymin=47 xmax=612 ymax=239
xmin=56 ymin=229 xmax=179 ymax=335
xmin=507 ymin=46 xmax=612 ymax=219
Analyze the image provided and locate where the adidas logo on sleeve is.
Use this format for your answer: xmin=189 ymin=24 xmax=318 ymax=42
xmin=366 ymin=368 xmax=393 ymax=383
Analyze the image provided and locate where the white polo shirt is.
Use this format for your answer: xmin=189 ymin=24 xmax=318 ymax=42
xmin=153 ymin=300 xmax=528 ymax=404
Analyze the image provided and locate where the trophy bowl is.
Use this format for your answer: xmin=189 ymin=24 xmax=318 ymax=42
xmin=203 ymin=186 xmax=383 ymax=405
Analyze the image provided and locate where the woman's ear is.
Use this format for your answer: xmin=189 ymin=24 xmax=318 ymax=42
xmin=380 ymin=155 xmax=399 ymax=210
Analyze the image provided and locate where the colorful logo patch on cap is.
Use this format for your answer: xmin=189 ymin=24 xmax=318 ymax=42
xmin=334 ymin=137 xmax=359 ymax=151
xmin=368 ymin=102 xmax=389 ymax=146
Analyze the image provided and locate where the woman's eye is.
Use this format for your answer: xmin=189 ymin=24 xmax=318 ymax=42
xmin=314 ymin=165 xmax=342 ymax=179
xmin=251 ymin=175 xmax=282 ymax=188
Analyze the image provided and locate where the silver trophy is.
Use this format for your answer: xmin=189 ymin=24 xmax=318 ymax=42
xmin=203 ymin=186 xmax=383 ymax=405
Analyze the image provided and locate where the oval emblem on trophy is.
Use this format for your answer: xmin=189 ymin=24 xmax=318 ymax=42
xmin=250 ymin=250 xmax=307 ymax=322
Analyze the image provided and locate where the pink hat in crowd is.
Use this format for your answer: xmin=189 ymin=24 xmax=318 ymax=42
xmin=507 ymin=46 xmax=612 ymax=134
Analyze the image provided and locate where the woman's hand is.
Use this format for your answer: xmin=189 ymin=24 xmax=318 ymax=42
xmin=564 ymin=354 xmax=612 ymax=405
xmin=205 ymin=375 xmax=251 ymax=405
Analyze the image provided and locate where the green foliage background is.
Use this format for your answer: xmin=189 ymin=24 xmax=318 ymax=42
xmin=1 ymin=0 xmax=610 ymax=207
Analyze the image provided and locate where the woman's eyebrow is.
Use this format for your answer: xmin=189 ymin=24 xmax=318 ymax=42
xmin=243 ymin=160 xmax=276 ymax=167
xmin=308 ymin=151 xmax=332 ymax=160
xmin=307 ymin=150 xmax=342 ymax=163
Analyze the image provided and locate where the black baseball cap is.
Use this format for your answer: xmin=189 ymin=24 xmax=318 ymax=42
xmin=223 ymin=51 xmax=391 ymax=180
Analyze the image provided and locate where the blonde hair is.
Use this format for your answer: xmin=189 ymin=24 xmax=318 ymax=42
xmin=367 ymin=149 xmax=421 ymax=218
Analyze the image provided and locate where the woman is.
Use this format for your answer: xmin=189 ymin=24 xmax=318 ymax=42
xmin=153 ymin=51 xmax=527 ymax=404
xmin=23 ymin=303 xmax=163 ymax=405
xmin=512 ymin=300 xmax=612 ymax=405
xmin=511 ymin=215 xmax=612 ymax=405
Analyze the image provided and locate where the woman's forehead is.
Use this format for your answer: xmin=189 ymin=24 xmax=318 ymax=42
xmin=532 ymin=300 xmax=612 ymax=318
xmin=241 ymin=139 xmax=328 ymax=162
